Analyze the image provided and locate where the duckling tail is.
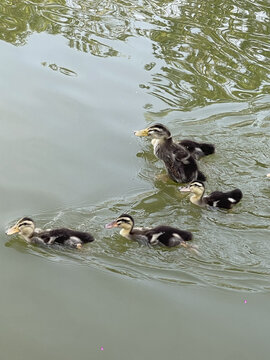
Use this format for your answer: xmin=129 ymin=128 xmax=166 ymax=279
xmin=230 ymin=189 xmax=243 ymax=203
xmin=198 ymin=143 xmax=215 ymax=156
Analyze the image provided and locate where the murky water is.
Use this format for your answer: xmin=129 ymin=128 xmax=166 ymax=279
xmin=0 ymin=0 xmax=269 ymax=359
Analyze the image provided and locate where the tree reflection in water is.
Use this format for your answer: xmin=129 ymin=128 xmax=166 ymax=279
xmin=0 ymin=0 xmax=269 ymax=108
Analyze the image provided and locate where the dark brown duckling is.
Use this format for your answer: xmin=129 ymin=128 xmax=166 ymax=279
xmin=134 ymin=123 xmax=206 ymax=183
xmin=6 ymin=217 xmax=94 ymax=249
xmin=105 ymin=214 xmax=195 ymax=248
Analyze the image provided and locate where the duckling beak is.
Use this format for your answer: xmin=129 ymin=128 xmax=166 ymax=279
xmin=105 ymin=220 xmax=119 ymax=229
xmin=179 ymin=185 xmax=191 ymax=193
xmin=6 ymin=225 xmax=19 ymax=235
xmin=134 ymin=128 xmax=149 ymax=137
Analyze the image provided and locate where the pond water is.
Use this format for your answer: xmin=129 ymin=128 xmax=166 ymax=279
xmin=0 ymin=0 xmax=270 ymax=359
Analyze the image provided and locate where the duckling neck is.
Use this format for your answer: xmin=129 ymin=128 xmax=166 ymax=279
xmin=20 ymin=229 xmax=36 ymax=242
xmin=120 ymin=228 xmax=132 ymax=238
xmin=152 ymin=137 xmax=172 ymax=157
xmin=190 ymin=193 xmax=204 ymax=206
xmin=21 ymin=234 xmax=33 ymax=243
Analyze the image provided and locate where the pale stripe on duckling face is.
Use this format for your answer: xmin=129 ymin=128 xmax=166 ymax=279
xmin=6 ymin=217 xmax=35 ymax=236
xmin=135 ymin=124 xmax=171 ymax=139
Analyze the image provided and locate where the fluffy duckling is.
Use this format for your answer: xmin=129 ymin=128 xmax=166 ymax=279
xmin=134 ymin=123 xmax=206 ymax=183
xmin=179 ymin=139 xmax=215 ymax=159
xmin=180 ymin=181 xmax=243 ymax=209
xmin=105 ymin=214 xmax=193 ymax=248
xmin=6 ymin=217 xmax=94 ymax=249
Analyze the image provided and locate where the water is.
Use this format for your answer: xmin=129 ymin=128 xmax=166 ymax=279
xmin=0 ymin=0 xmax=270 ymax=359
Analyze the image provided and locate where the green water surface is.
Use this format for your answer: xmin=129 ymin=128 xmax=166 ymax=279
xmin=0 ymin=0 xmax=270 ymax=359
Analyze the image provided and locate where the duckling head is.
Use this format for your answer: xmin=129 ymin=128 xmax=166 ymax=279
xmin=105 ymin=214 xmax=134 ymax=232
xmin=134 ymin=123 xmax=171 ymax=140
xmin=180 ymin=181 xmax=205 ymax=196
xmin=6 ymin=217 xmax=35 ymax=238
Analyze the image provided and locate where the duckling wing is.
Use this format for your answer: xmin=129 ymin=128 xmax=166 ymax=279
xmin=179 ymin=140 xmax=215 ymax=158
xmin=205 ymin=191 xmax=234 ymax=209
xmin=172 ymin=143 xmax=189 ymax=161
xmin=178 ymin=140 xmax=197 ymax=153
xmin=38 ymin=229 xmax=94 ymax=245
xmin=36 ymin=230 xmax=69 ymax=245
xmin=129 ymin=228 xmax=151 ymax=245
xmin=158 ymin=143 xmax=186 ymax=164
xmin=29 ymin=236 xmax=49 ymax=247
xmin=67 ymin=230 xmax=94 ymax=243
xmin=168 ymin=146 xmax=200 ymax=183
xmin=206 ymin=189 xmax=242 ymax=209
xmin=36 ymin=231 xmax=53 ymax=244
xmin=145 ymin=226 xmax=192 ymax=247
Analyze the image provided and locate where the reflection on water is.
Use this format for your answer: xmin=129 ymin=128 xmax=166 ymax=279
xmin=0 ymin=0 xmax=269 ymax=109
xmin=1 ymin=0 xmax=270 ymax=358
xmin=41 ymin=61 xmax=78 ymax=76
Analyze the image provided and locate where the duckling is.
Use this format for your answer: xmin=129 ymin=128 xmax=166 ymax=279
xmin=180 ymin=181 xmax=243 ymax=209
xmin=134 ymin=123 xmax=206 ymax=183
xmin=6 ymin=217 xmax=94 ymax=249
xmin=179 ymin=139 xmax=215 ymax=159
xmin=105 ymin=214 xmax=193 ymax=248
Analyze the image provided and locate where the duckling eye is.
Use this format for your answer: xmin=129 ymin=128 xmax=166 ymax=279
xmin=20 ymin=222 xmax=29 ymax=226
xmin=117 ymin=220 xmax=125 ymax=225
xmin=192 ymin=182 xmax=203 ymax=188
xmin=118 ymin=219 xmax=130 ymax=224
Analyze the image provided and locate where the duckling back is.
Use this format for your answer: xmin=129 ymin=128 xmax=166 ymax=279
xmin=146 ymin=225 xmax=192 ymax=247
xmin=206 ymin=188 xmax=243 ymax=209
xmin=179 ymin=140 xmax=215 ymax=158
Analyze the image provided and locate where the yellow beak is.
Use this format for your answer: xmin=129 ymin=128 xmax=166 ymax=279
xmin=134 ymin=128 xmax=149 ymax=137
xmin=6 ymin=225 xmax=19 ymax=235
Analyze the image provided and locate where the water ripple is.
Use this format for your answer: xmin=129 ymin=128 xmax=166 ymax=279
xmin=1 ymin=0 xmax=270 ymax=293
xmin=4 ymin=176 xmax=270 ymax=293
xmin=1 ymin=0 xmax=269 ymax=107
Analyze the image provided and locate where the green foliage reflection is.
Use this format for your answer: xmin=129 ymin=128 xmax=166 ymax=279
xmin=0 ymin=0 xmax=269 ymax=106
